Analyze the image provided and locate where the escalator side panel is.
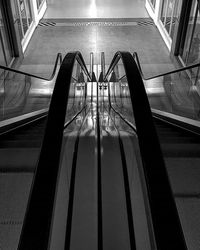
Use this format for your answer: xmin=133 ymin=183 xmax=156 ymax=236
xmin=49 ymin=109 xmax=88 ymax=250
xmin=70 ymin=131 xmax=97 ymax=250
xmin=154 ymin=117 xmax=200 ymax=250
xmin=120 ymin=132 xmax=153 ymax=250
xmin=0 ymin=173 xmax=33 ymax=249
xmin=101 ymin=129 xmax=131 ymax=250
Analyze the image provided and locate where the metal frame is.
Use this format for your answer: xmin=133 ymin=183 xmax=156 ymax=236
xmin=36 ymin=0 xmax=45 ymax=10
xmin=160 ymin=0 xmax=180 ymax=38
xmin=174 ymin=0 xmax=193 ymax=56
xmin=0 ymin=1 xmax=15 ymax=65
xmin=16 ymin=0 xmax=33 ymax=39
xmin=0 ymin=52 xmax=62 ymax=81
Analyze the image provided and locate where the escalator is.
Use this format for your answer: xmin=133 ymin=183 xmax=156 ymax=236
xmin=0 ymin=116 xmax=47 ymax=171
xmin=0 ymin=117 xmax=47 ymax=249
xmin=141 ymin=56 xmax=200 ymax=250
xmin=0 ymin=52 xmax=92 ymax=250
xmin=152 ymin=105 xmax=200 ymax=250
xmin=106 ymin=51 xmax=200 ymax=250
xmin=1 ymin=49 xmax=200 ymax=250
xmin=0 ymin=53 xmax=63 ymax=250
xmin=148 ymin=70 xmax=200 ymax=250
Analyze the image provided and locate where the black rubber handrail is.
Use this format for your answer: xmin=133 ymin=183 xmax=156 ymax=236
xmin=18 ymin=51 xmax=91 ymax=250
xmin=0 ymin=52 xmax=62 ymax=81
xmin=104 ymin=51 xmax=187 ymax=250
xmin=133 ymin=51 xmax=200 ymax=81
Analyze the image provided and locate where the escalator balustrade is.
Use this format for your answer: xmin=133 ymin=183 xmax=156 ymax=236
xmin=111 ymin=52 xmax=200 ymax=250
xmin=0 ymin=50 xmax=200 ymax=250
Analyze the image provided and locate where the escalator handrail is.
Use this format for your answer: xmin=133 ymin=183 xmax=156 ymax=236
xmin=104 ymin=51 xmax=187 ymax=250
xmin=0 ymin=52 xmax=63 ymax=81
xmin=48 ymin=52 xmax=63 ymax=81
xmin=18 ymin=51 xmax=91 ymax=250
xmin=133 ymin=51 xmax=200 ymax=80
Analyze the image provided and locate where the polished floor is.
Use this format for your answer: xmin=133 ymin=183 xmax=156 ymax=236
xmin=21 ymin=0 xmax=174 ymax=78
xmin=2 ymin=1 xmax=200 ymax=249
xmin=22 ymin=21 xmax=174 ymax=78
xmin=44 ymin=0 xmax=149 ymax=19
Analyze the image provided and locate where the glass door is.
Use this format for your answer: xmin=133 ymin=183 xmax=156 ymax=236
xmin=160 ymin=0 xmax=180 ymax=39
xmin=16 ymin=0 xmax=33 ymax=41
xmin=179 ymin=1 xmax=200 ymax=65
xmin=0 ymin=5 xmax=14 ymax=66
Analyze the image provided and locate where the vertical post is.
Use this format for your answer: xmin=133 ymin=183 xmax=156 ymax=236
xmin=90 ymin=52 xmax=93 ymax=103
xmin=96 ymin=64 xmax=103 ymax=250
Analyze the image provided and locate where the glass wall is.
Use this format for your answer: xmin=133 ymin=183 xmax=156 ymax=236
xmin=179 ymin=1 xmax=200 ymax=65
xmin=15 ymin=0 xmax=33 ymax=41
xmin=160 ymin=0 xmax=181 ymax=39
xmin=0 ymin=5 xmax=14 ymax=66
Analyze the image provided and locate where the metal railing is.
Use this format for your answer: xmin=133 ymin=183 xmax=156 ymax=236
xmin=0 ymin=52 xmax=62 ymax=81
xmin=132 ymin=51 xmax=200 ymax=81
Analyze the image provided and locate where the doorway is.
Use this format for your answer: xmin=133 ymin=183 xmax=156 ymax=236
xmin=15 ymin=0 xmax=33 ymax=41
xmin=160 ymin=0 xmax=181 ymax=40
xmin=179 ymin=1 xmax=200 ymax=65
xmin=0 ymin=4 xmax=14 ymax=66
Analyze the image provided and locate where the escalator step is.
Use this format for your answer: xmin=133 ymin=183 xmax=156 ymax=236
xmin=160 ymin=143 xmax=200 ymax=157
xmin=0 ymin=148 xmax=40 ymax=171
xmin=175 ymin=199 xmax=200 ymax=250
xmin=0 ymin=140 xmax=42 ymax=148
xmin=158 ymin=135 xmax=200 ymax=144
xmin=165 ymin=157 xmax=200 ymax=194
xmin=0 ymin=173 xmax=33 ymax=250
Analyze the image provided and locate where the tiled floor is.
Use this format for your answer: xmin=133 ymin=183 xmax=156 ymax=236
xmin=44 ymin=0 xmax=149 ymax=19
xmin=22 ymin=20 xmax=174 ymax=78
xmin=21 ymin=0 xmax=174 ymax=78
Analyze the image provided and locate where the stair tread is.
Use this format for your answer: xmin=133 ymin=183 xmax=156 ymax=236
xmin=0 ymin=148 xmax=40 ymax=170
xmin=165 ymin=157 xmax=200 ymax=193
xmin=0 ymin=173 xmax=33 ymax=250
xmin=0 ymin=140 xmax=42 ymax=148
xmin=160 ymin=143 xmax=200 ymax=156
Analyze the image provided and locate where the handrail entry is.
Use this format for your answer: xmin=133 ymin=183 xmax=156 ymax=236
xmin=0 ymin=53 xmax=62 ymax=81
xmin=132 ymin=51 xmax=200 ymax=81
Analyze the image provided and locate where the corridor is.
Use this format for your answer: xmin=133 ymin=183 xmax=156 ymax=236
xmin=21 ymin=0 xmax=174 ymax=79
xmin=44 ymin=0 xmax=149 ymax=19
xmin=1 ymin=0 xmax=200 ymax=249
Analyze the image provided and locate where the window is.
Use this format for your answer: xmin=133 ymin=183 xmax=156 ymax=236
xmin=15 ymin=0 xmax=33 ymax=41
xmin=180 ymin=1 xmax=200 ymax=65
xmin=0 ymin=6 xmax=14 ymax=66
xmin=160 ymin=0 xmax=180 ymax=39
